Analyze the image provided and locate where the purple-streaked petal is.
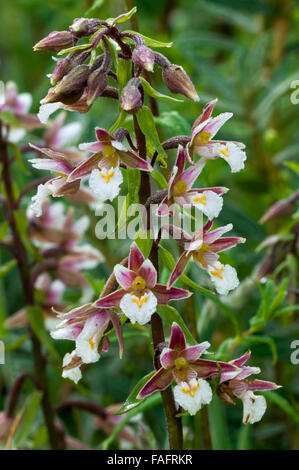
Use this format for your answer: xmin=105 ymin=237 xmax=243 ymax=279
xmin=118 ymin=150 xmax=152 ymax=171
xmin=129 ymin=242 xmax=145 ymax=271
xmin=167 ymin=251 xmax=191 ymax=288
xmin=157 ymin=197 xmax=170 ymax=217
xmin=79 ymin=141 xmax=105 ymax=153
xmin=182 ymin=342 xmax=210 ymax=362
xmin=29 ymin=158 xmax=71 ymax=176
xmin=203 ymin=223 xmax=233 ymax=245
xmin=67 ymin=153 xmax=102 ymax=181
xmin=160 ymin=348 xmax=179 ymax=369
xmin=174 ymin=145 xmax=186 ymax=176
xmin=247 ymin=379 xmax=281 ymax=392
xmin=94 ymin=289 xmax=126 ymax=309
xmin=188 ymin=186 xmax=229 ymax=196
xmin=192 ymin=358 xmax=240 ymax=381
xmin=138 ymin=259 xmax=157 ymax=288
xmin=234 ymin=366 xmax=261 ymax=381
xmin=152 ymin=284 xmax=192 ymax=304
xmin=138 ymin=368 xmax=173 ymax=398
xmin=191 ymin=99 xmax=218 ymax=133
xmin=201 ymin=112 xmax=233 ymax=139
xmin=231 ymin=350 xmax=251 ymax=367
xmin=180 ymin=161 xmax=205 ymax=189
xmin=210 ymin=236 xmax=246 ymax=253
xmin=95 ymin=127 xmax=113 ymax=142
xmin=168 ymin=165 xmax=179 ymax=198
xmin=114 ymin=264 xmax=136 ymax=290
xmin=203 ymin=220 xmax=213 ymax=234
xmin=169 ymin=322 xmax=186 ymax=351
xmin=160 ymin=224 xmax=192 ymax=243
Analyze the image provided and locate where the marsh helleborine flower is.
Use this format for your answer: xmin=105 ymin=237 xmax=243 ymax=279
xmin=95 ymin=243 xmax=191 ymax=325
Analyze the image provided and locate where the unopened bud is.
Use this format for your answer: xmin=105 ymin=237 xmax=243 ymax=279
xmin=132 ymin=46 xmax=155 ymax=72
xmin=260 ymin=190 xmax=299 ymax=223
xmin=86 ymin=69 xmax=108 ymax=106
xmin=34 ymin=31 xmax=75 ymax=53
xmin=69 ymin=18 xmax=101 ymax=38
xmin=41 ymin=65 xmax=90 ymax=104
xmin=120 ymin=78 xmax=143 ymax=113
xmin=51 ymin=50 xmax=90 ymax=86
xmin=162 ymin=64 xmax=199 ymax=102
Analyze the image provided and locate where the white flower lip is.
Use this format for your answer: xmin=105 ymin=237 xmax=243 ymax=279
xmin=174 ymin=378 xmax=212 ymax=416
xmin=192 ymin=190 xmax=223 ymax=220
xmin=89 ymin=166 xmax=123 ymax=202
xmin=208 ymin=262 xmax=239 ymax=296
xmin=120 ymin=291 xmax=157 ymax=325
xmin=242 ymin=391 xmax=267 ymax=424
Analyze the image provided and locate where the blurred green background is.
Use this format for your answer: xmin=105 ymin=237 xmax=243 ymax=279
xmin=0 ymin=0 xmax=299 ymax=450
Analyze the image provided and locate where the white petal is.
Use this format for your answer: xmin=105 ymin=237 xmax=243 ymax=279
xmin=208 ymin=262 xmax=239 ymax=296
xmin=56 ymin=122 xmax=82 ymax=147
xmin=75 ymin=313 xmax=109 ymax=364
xmin=8 ymin=128 xmax=26 ymax=143
xmin=242 ymin=391 xmax=267 ymax=424
xmin=30 ymin=183 xmax=52 ymax=217
xmin=38 ymin=102 xmax=62 ymax=124
xmin=120 ymin=291 xmax=157 ymax=325
xmin=17 ymin=93 xmax=32 ymax=114
xmin=62 ymin=351 xmax=82 ymax=384
xmin=89 ymin=167 xmax=123 ymax=202
xmin=192 ymin=191 xmax=223 ymax=220
xmin=218 ymin=142 xmax=246 ymax=173
xmin=174 ymin=378 xmax=212 ymax=416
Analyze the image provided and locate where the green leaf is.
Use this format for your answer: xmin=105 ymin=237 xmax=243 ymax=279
xmin=27 ymin=305 xmax=59 ymax=360
xmin=58 ymin=43 xmax=92 ymax=56
xmin=109 ymin=110 xmax=126 ymax=134
xmin=85 ymin=0 xmax=105 ymax=16
xmin=124 ymin=31 xmax=173 ymax=48
xmin=156 ymin=111 xmax=190 ymax=135
xmin=116 ymin=370 xmax=156 ymax=415
xmin=136 ymin=106 xmax=168 ymax=159
xmin=127 ymin=167 xmax=141 ymax=205
xmin=14 ymin=390 xmax=43 ymax=448
xmin=284 ymin=161 xmax=299 ymax=176
xmin=208 ymin=395 xmax=231 ymax=450
xmin=0 ymin=221 xmax=9 ymax=241
xmin=150 ymin=170 xmax=168 ymax=189
xmin=263 ymin=391 xmax=299 ymax=425
xmin=9 ymin=142 xmax=29 ymax=174
xmin=139 ymin=77 xmax=183 ymax=103
xmin=134 ymin=229 xmax=153 ymax=259
xmin=157 ymin=304 xmax=197 ymax=346
xmin=109 ymin=7 xmax=137 ymax=26
xmin=0 ymin=259 xmax=17 ymax=279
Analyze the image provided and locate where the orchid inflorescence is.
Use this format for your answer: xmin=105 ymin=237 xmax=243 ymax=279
xmin=5 ymin=7 xmax=280 ymax=430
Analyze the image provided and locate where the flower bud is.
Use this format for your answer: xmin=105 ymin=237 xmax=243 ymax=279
xmin=260 ymin=190 xmax=299 ymax=223
xmin=120 ymin=78 xmax=144 ymax=113
xmin=34 ymin=31 xmax=75 ymax=53
xmin=86 ymin=69 xmax=108 ymax=106
xmin=51 ymin=50 xmax=90 ymax=86
xmin=132 ymin=46 xmax=155 ymax=72
xmin=69 ymin=18 xmax=101 ymax=38
xmin=42 ymin=65 xmax=90 ymax=104
xmin=162 ymin=64 xmax=199 ymax=101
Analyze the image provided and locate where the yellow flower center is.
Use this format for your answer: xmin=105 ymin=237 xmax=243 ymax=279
xmin=132 ymin=294 xmax=148 ymax=308
xmin=194 ymin=131 xmax=211 ymax=146
xmin=193 ymin=194 xmax=207 ymax=205
xmin=220 ymin=146 xmax=229 ymax=158
xmin=132 ymin=276 xmax=146 ymax=291
xmin=102 ymin=144 xmax=116 ymax=158
xmin=175 ymin=357 xmax=188 ymax=370
xmin=210 ymin=264 xmax=224 ymax=279
xmin=173 ymin=180 xmax=187 ymax=196
xmin=182 ymin=382 xmax=199 ymax=398
xmin=100 ymin=168 xmax=115 ymax=184
xmin=194 ymin=243 xmax=210 ymax=268
xmin=88 ymin=338 xmax=95 ymax=350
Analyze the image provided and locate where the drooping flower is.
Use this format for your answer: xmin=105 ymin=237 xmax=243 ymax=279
xmin=66 ymin=128 xmax=152 ymax=202
xmin=186 ymin=99 xmax=246 ymax=172
xmin=95 ymin=243 xmax=191 ymax=325
xmin=138 ymin=323 xmax=240 ymax=416
xmin=52 ymin=302 xmax=123 ymax=378
xmin=157 ymin=145 xmax=228 ymax=219
xmin=218 ymin=350 xmax=281 ymax=424
xmin=164 ymin=220 xmax=245 ymax=296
